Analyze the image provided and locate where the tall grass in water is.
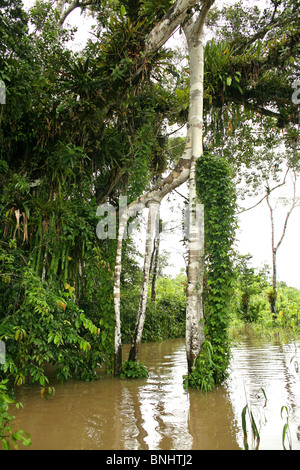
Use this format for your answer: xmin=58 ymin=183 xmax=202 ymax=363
xmin=241 ymin=403 xmax=260 ymax=450
xmin=241 ymin=388 xmax=293 ymax=450
xmin=281 ymin=406 xmax=292 ymax=450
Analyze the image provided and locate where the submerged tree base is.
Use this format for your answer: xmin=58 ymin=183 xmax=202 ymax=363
xmin=183 ymin=340 xmax=230 ymax=392
xmin=120 ymin=360 xmax=148 ymax=379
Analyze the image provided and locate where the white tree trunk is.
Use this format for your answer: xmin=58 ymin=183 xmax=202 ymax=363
xmin=113 ymin=1 xmax=215 ymax=375
xmin=184 ymin=2 xmax=214 ymax=373
xmin=128 ymin=201 xmax=160 ymax=362
xmin=150 ymin=209 xmax=161 ymax=302
xmin=55 ymin=0 xmax=85 ymax=28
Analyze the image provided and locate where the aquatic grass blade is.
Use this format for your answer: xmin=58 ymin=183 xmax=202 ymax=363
xmin=281 ymin=406 xmax=292 ymax=450
xmin=242 ymin=405 xmax=249 ymax=450
xmin=249 ymin=410 xmax=260 ymax=450
xmin=241 ymin=403 xmax=260 ymax=450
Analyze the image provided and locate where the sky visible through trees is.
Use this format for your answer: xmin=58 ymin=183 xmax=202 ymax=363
xmin=145 ymin=173 xmax=300 ymax=288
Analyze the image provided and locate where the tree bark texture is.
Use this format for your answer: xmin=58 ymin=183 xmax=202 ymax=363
xmin=144 ymin=0 xmax=205 ymax=54
xmin=266 ymin=171 xmax=299 ymax=316
xmin=150 ymin=213 xmax=161 ymax=302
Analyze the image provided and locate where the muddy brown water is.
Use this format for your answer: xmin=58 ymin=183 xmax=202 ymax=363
xmin=12 ymin=330 xmax=300 ymax=450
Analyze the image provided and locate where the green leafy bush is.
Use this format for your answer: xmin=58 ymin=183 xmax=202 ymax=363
xmin=0 ymin=380 xmax=31 ymax=450
xmin=120 ymin=360 xmax=148 ymax=379
xmin=0 ymin=264 xmax=102 ymax=386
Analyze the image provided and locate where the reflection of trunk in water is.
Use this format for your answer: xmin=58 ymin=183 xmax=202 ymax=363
xmin=138 ymin=342 xmax=193 ymax=450
xmin=119 ymin=384 xmax=147 ymax=450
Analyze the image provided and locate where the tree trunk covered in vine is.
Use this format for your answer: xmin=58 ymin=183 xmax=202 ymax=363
xmin=55 ymin=0 xmax=213 ymax=375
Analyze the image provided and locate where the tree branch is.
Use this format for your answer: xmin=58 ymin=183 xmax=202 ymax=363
xmin=144 ymin=0 xmax=204 ymax=55
xmin=193 ymin=0 xmax=215 ymax=38
xmin=57 ymin=0 xmax=93 ymax=27
xmin=238 ymin=169 xmax=289 ymax=214
xmin=275 ymin=170 xmax=299 ymax=251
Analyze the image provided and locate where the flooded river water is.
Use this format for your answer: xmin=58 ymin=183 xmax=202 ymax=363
xmin=13 ymin=329 xmax=300 ymax=450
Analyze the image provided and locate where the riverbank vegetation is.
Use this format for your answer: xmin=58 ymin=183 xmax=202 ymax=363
xmin=230 ymin=255 xmax=300 ymax=333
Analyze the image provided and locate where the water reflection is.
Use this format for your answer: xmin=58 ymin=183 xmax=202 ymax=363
xmin=13 ymin=333 xmax=300 ymax=450
xmin=227 ymin=330 xmax=300 ymax=450
xmin=137 ymin=341 xmax=192 ymax=450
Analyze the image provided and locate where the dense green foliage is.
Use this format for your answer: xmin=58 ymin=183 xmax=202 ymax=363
xmin=185 ymin=154 xmax=237 ymax=391
xmin=120 ymin=360 xmax=148 ymax=379
xmin=122 ymin=274 xmax=186 ymax=343
xmin=0 ymin=171 xmax=116 ymax=385
xmin=231 ymin=255 xmax=300 ymax=331
xmin=0 ymin=0 xmax=179 ymax=393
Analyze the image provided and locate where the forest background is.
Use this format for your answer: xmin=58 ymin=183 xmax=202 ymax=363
xmin=0 ymin=0 xmax=300 ymax=448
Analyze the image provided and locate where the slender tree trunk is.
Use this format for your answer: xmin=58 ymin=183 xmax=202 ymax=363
xmin=186 ymin=176 xmax=205 ymax=373
xmin=113 ymin=209 xmax=128 ymax=375
xmin=266 ymin=189 xmax=277 ymax=315
xmin=184 ymin=10 xmax=208 ymax=374
xmin=151 ymin=215 xmax=161 ymax=302
xmin=266 ymin=171 xmax=299 ymax=316
xmin=128 ymin=201 xmax=160 ymax=362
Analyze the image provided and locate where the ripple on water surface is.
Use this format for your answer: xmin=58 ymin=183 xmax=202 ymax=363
xmin=12 ymin=336 xmax=300 ymax=450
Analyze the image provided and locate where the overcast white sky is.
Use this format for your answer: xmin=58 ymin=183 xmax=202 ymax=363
xmin=21 ymin=0 xmax=300 ymax=287
xmin=157 ymin=178 xmax=300 ymax=289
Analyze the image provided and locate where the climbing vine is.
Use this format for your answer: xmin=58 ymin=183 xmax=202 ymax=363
xmin=185 ymin=153 xmax=237 ymax=391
